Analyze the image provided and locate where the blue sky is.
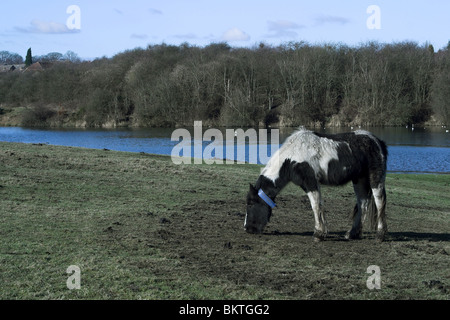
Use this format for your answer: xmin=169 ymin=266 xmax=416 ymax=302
xmin=1 ymin=0 xmax=449 ymax=60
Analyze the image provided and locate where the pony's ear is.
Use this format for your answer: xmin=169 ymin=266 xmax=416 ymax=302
xmin=247 ymin=183 xmax=259 ymax=204
xmin=249 ymin=183 xmax=258 ymax=195
xmin=247 ymin=183 xmax=258 ymax=205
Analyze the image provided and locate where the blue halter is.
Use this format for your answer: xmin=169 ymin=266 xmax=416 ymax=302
xmin=258 ymin=189 xmax=276 ymax=209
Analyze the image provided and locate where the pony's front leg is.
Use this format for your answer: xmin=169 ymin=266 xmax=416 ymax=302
xmin=307 ymin=189 xmax=328 ymax=241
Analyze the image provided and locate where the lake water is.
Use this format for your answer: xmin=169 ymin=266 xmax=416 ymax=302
xmin=0 ymin=126 xmax=449 ymax=174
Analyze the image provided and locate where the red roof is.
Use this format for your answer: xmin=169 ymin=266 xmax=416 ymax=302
xmin=25 ymin=62 xmax=43 ymax=71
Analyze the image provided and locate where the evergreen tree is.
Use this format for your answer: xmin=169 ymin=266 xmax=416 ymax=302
xmin=25 ymin=48 xmax=33 ymax=67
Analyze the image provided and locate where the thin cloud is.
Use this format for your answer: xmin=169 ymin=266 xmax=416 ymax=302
xmin=314 ymin=15 xmax=350 ymax=26
xmin=131 ymin=33 xmax=148 ymax=40
xmin=15 ymin=19 xmax=78 ymax=34
xmin=266 ymin=20 xmax=306 ymax=38
xmin=173 ymin=33 xmax=199 ymax=40
xmin=221 ymin=28 xmax=250 ymax=42
xmin=149 ymin=8 xmax=163 ymax=15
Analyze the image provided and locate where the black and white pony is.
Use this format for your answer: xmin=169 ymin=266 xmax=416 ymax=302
xmin=245 ymin=127 xmax=388 ymax=242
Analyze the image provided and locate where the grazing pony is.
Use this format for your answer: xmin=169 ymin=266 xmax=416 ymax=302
xmin=245 ymin=127 xmax=388 ymax=242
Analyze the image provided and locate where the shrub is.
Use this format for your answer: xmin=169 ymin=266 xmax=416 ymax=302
xmin=21 ymin=105 xmax=56 ymax=127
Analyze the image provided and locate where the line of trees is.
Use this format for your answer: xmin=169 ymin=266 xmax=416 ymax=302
xmin=0 ymin=51 xmax=24 ymax=64
xmin=0 ymin=49 xmax=81 ymax=65
xmin=0 ymin=41 xmax=449 ymax=127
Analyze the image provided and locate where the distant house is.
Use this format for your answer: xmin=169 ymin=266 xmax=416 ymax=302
xmin=24 ymin=62 xmax=44 ymax=72
xmin=0 ymin=64 xmax=25 ymax=73
xmin=23 ymin=61 xmax=55 ymax=72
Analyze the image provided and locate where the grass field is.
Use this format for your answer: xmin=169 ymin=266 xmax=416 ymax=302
xmin=0 ymin=142 xmax=449 ymax=300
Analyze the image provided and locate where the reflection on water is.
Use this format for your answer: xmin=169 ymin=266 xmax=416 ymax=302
xmin=306 ymin=126 xmax=449 ymax=148
xmin=0 ymin=126 xmax=448 ymax=174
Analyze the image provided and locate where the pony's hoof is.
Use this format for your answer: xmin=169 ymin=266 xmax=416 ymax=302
xmin=313 ymin=229 xmax=326 ymax=242
xmin=376 ymin=231 xmax=386 ymax=242
xmin=345 ymin=229 xmax=362 ymax=240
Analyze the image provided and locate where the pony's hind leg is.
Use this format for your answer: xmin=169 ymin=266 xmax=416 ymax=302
xmin=346 ymin=177 xmax=371 ymax=240
xmin=372 ymin=184 xmax=387 ymax=241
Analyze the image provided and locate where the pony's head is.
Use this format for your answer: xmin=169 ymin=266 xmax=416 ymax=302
xmin=244 ymin=184 xmax=273 ymax=234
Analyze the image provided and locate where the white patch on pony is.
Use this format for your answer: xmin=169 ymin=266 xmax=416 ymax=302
xmin=261 ymin=127 xmax=342 ymax=184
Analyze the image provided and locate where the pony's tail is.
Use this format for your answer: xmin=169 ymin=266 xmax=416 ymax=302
xmin=363 ymin=189 xmax=387 ymax=231
xmin=365 ymin=194 xmax=378 ymax=231
xmin=351 ymin=195 xmax=377 ymax=231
